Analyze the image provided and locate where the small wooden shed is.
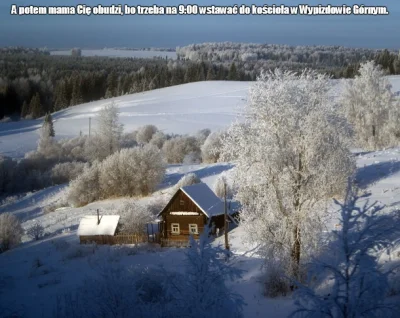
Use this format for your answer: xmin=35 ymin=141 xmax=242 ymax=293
xmin=78 ymin=214 xmax=120 ymax=244
xmin=158 ymin=183 xmax=234 ymax=247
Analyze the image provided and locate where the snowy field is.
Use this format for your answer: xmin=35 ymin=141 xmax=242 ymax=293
xmin=1 ymin=77 xmax=400 ymax=317
xmin=2 ymin=77 xmax=400 ymax=159
xmin=50 ymin=49 xmax=177 ymax=59
xmin=0 ymin=81 xmax=250 ymax=158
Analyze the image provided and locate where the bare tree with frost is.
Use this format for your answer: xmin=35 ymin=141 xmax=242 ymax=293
xmin=220 ymin=69 xmax=355 ymax=281
xmin=92 ymin=101 xmax=124 ymax=160
xmin=341 ymin=61 xmax=399 ymax=150
xmin=37 ymin=117 xmax=60 ymax=158
xmin=291 ymin=186 xmax=400 ymax=318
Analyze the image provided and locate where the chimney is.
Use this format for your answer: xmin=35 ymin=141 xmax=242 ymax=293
xmin=97 ymin=209 xmax=100 ymax=225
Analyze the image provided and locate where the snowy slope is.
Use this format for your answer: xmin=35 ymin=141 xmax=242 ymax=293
xmin=0 ymin=81 xmax=249 ymax=158
xmin=1 ymin=76 xmax=399 ymax=159
xmin=1 ymin=150 xmax=400 ymax=317
xmin=1 ymin=77 xmax=400 ymax=317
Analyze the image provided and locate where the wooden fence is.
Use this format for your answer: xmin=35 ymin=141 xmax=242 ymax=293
xmin=79 ymin=234 xmax=149 ymax=245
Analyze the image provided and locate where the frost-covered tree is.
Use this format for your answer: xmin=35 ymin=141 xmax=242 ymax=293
xmin=174 ymin=172 xmax=201 ymax=192
xmin=27 ymin=222 xmax=45 ymax=241
xmin=44 ymin=113 xmax=55 ymax=137
xmin=341 ymin=61 xmax=398 ymax=150
xmin=37 ymin=117 xmax=60 ymax=158
xmin=196 ymin=128 xmax=211 ymax=146
xmin=99 ymin=145 xmax=165 ymax=197
xmin=94 ymin=102 xmax=124 ymax=159
xmin=221 ymin=69 xmax=355 ymax=280
xmin=149 ymin=131 xmax=166 ymax=149
xmin=213 ymin=174 xmax=232 ymax=199
xmin=0 ymin=213 xmax=23 ymax=252
xmin=67 ymin=161 xmax=102 ymax=207
xmin=69 ymin=145 xmax=165 ymax=206
xmin=201 ymin=131 xmax=223 ymax=163
xmin=162 ymin=136 xmax=201 ymax=163
xmin=51 ymin=161 xmax=87 ymax=184
xmin=291 ymin=187 xmax=400 ymax=318
xmin=118 ymin=201 xmax=153 ymax=235
xmin=136 ymin=125 xmax=158 ymax=144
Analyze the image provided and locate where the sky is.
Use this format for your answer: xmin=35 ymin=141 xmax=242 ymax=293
xmin=0 ymin=0 xmax=399 ymax=49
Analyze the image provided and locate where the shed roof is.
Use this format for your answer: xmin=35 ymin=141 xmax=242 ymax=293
xmin=77 ymin=215 xmax=120 ymax=236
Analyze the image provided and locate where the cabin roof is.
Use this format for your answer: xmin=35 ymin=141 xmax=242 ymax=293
xmin=158 ymin=183 xmax=229 ymax=218
xmin=77 ymin=215 xmax=120 ymax=236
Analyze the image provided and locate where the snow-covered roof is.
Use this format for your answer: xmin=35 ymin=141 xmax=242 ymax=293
xmin=77 ymin=215 xmax=120 ymax=236
xmin=181 ymin=183 xmax=227 ymax=218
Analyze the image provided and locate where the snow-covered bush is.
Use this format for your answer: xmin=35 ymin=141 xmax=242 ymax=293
xmin=118 ymin=201 xmax=153 ymax=235
xmin=56 ymin=266 xmax=171 ymax=318
xmin=68 ymin=145 xmax=165 ymax=206
xmin=162 ymin=136 xmax=201 ymax=163
xmin=196 ymin=128 xmax=211 ymax=146
xmin=341 ymin=61 xmax=399 ymax=150
xmin=174 ymin=173 xmax=201 ymax=192
xmin=67 ymin=161 xmax=102 ymax=207
xmin=201 ymin=131 xmax=223 ymax=163
xmin=57 ymin=232 xmax=245 ymax=318
xmin=149 ymin=131 xmax=167 ymax=149
xmin=173 ymin=233 xmax=245 ymax=317
xmin=221 ymin=69 xmax=355 ymax=281
xmin=58 ymin=136 xmax=87 ymax=162
xmin=0 ymin=213 xmax=23 ymax=252
xmin=136 ymin=125 xmax=158 ymax=144
xmin=51 ymin=161 xmax=87 ymax=184
xmin=63 ymin=244 xmax=97 ymax=260
xmin=261 ymin=259 xmax=291 ymax=298
xmin=99 ymin=145 xmax=165 ymax=198
xmin=291 ymin=187 xmax=400 ymax=318
xmin=26 ymin=222 xmax=45 ymax=241
xmin=119 ymin=132 xmax=138 ymax=149
xmin=183 ymin=151 xmax=202 ymax=164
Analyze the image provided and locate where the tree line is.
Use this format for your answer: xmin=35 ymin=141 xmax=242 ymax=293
xmin=1 ymin=44 xmax=399 ymax=121
xmin=0 ymin=53 xmax=249 ymax=120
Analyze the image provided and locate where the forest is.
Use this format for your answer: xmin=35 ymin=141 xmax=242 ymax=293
xmin=1 ymin=44 xmax=399 ymax=121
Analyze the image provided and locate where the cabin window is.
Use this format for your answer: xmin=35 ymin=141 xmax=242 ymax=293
xmin=180 ymin=200 xmax=184 ymax=206
xmin=171 ymin=223 xmax=180 ymax=234
xmin=189 ymin=224 xmax=198 ymax=234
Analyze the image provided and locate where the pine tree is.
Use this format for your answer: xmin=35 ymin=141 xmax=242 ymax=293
xmin=206 ymin=67 xmax=215 ymax=80
xmin=44 ymin=113 xmax=55 ymax=137
xmin=29 ymin=93 xmax=42 ymax=119
xmin=21 ymin=100 xmax=29 ymax=118
xmin=227 ymin=63 xmax=238 ymax=80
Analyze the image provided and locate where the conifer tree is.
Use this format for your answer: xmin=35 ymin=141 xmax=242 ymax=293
xmin=29 ymin=93 xmax=42 ymax=119
xmin=21 ymin=100 xmax=29 ymax=118
xmin=44 ymin=113 xmax=55 ymax=137
xmin=228 ymin=63 xmax=238 ymax=80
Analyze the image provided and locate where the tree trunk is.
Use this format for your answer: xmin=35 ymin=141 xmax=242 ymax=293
xmin=291 ymin=225 xmax=301 ymax=281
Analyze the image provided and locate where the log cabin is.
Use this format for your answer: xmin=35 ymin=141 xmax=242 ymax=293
xmin=157 ymin=183 xmax=235 ymax=247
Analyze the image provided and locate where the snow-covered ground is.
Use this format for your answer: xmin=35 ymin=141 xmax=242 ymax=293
xmin=1 ymin=76 xmax=400 ymax=159
xmin=50 ymin=48 xmax=177 ymax=59
xmin=1 ymin=149 xmax=400 ymax=317
xmin=1 ymin=77 xmax=400 ymax=317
